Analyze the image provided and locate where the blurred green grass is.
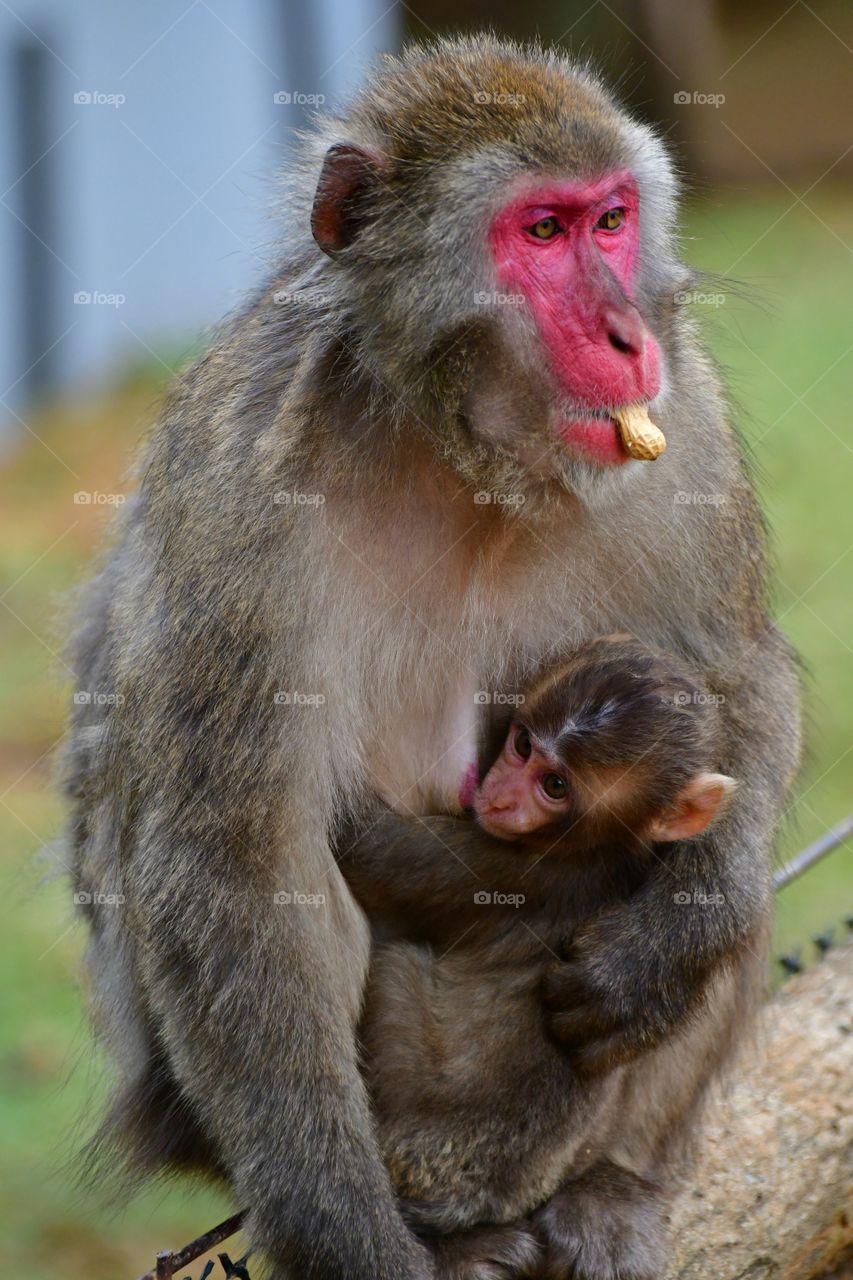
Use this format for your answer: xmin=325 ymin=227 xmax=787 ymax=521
xmin=0 ymin=185 xmax=851 ymax=1278
xmin=682 ymin=185 xmax=853 ymax=959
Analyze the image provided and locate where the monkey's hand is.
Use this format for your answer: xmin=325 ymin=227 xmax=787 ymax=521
xmin=540 ymin=819 xmax=766 ymax=1074
xmin=424 ymin=1224 xmax=542 ymax=1280
xmin=540 ymin=911 xmax=703 ymax=1075
xmin=532 ymin=1160 xmax=666 ymax=1280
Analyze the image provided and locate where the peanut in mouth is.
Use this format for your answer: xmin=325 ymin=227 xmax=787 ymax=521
xmin=612 ymin=404 xmax=666 ymax=461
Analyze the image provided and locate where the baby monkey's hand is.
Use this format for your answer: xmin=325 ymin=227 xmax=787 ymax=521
xmin=541 ymin=911 xmax=701 ymax=1075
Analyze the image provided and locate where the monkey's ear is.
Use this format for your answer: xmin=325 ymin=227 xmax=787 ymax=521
xmin=311 ymin=142 xmax=387 ymax=256
xmin=646 ymin=773 xmax=737 ymax=843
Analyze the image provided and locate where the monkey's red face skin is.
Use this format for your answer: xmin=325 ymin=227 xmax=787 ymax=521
xmin=473 ymin=724 xmax=572 ymax=840
xmin=489 ymin=173 xmax=661 ymax=466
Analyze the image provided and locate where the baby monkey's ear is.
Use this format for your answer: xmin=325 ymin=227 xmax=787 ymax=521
xmin=646 ymin=773 xmax=737 ymax=843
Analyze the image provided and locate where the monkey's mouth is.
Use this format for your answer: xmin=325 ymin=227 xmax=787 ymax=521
xmin=556 ymin=409 xmax=631 ymax=467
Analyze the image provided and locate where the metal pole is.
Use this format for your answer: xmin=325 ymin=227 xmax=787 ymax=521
xmin=773 ymin=813 xmax=853 ymax=892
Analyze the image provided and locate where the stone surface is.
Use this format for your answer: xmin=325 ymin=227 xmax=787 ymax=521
xmin=666 ymin=945 xmax=853 ymax=1279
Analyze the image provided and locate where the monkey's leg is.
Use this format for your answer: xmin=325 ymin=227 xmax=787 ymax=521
xmin=424 ymin=1223 xmax=543 ymax=1280
xmin=532 ymin=1160 xmax=666 ymax=1280
xmin=129 ymin=823 xmax=433 ymax=1280
xmin=534 ymin=961 xmax=752 ymax=1280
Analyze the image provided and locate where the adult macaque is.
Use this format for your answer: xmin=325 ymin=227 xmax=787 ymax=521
xmin=65 ymin=35 xmax=800 ymax=1280
xmin=341 ymin=636 xmax=733 ymax=1275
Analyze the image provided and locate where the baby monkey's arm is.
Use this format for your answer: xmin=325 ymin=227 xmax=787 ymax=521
xmin=338 ymin=810 xmax=514 ymax=936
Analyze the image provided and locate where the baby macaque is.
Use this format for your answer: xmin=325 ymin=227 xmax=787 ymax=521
xmin=339 ymin=635 xmax=734 ymax=1244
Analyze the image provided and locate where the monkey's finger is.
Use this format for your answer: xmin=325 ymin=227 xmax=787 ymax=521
xmin=546 ymin=1003 xmax=592 ymax=1037
xmin=571 ymin=1028 xmax=648 ymax=1077
xmin=427 ymin=1223 xmax=543 ymax=1280
xmin=546 ymin=1005 xmax=620 ymax=1052
xmin=540 ymin=963 xmax=612 ymax=1022
xmin=535 ymin=1178 xmax=663 ymax=1279
xmin=540 ymin=962 xmax=587 ymax=1008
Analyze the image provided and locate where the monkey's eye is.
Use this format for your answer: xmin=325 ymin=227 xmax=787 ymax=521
xmin=595 ymin=207 xmax=625 ymax=231
xmin=513 ymin=727 xmax=532 ymax=759
xmin=526 ymin=216 xmax=562 ymax=241
xmin=541 ymin=773 xmax=567 ymax=801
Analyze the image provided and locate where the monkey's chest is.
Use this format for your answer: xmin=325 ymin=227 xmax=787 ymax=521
xmin=346 ymin=507 xmax=658 ymax=815
xmin=366 ymin=668 xmax=482 ymax=815
xmin=359 ymin=581 xmax=589 ymax=815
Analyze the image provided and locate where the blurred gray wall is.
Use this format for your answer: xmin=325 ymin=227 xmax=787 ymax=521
xmin=0 ymin=0 xmax=400 ymax=437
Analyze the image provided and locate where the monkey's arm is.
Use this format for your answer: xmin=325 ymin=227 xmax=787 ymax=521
xmin=68 ymin=520 xmax=435 ymax=1280
xmin=339 ymin=810 xmax=512 ymax=935
xmin=542 ymin=626 xmax=801 ymax=1074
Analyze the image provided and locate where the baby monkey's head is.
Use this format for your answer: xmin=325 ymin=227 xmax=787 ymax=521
xmin=474 ymin=635 xmax=734 ymax=850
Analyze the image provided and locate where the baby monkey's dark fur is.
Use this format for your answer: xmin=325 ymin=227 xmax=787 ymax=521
xmin=342 ymin=637 xmax=731 ymax=1271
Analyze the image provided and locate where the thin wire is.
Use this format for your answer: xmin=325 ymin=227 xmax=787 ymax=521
xmin=773 ymin=813 xmax=853 ymax=892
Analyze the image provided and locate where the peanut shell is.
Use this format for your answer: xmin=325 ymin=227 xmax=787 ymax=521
xmin=613 ymin=404 xmax=666 ymax=461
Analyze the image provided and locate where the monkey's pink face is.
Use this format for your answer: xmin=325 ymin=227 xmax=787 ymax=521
xmin=489 ymin=173 xmax=660 ymax=467
xmin=473 ymin=724 xmax=572 ymax=840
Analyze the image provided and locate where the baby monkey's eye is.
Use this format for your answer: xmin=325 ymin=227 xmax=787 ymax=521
xmin=527 ymin=216 xmax=561 ymax=240
xmin=542 ymin=773 xmax=567 ymax=800
xmin=595 ymin=206 xmax=625 ymax=231
xmin=513 ymin=727 xmax=532 ymax=759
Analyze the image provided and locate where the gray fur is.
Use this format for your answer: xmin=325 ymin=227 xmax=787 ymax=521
xmin=63 ymin=34 xmax=801 ymax=1280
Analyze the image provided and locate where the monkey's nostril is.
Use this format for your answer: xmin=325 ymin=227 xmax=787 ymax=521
xmin=608 ymin=331 xmax=632 ymax=355
xmin=602 ymin=304 xmax=646 ymax=358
